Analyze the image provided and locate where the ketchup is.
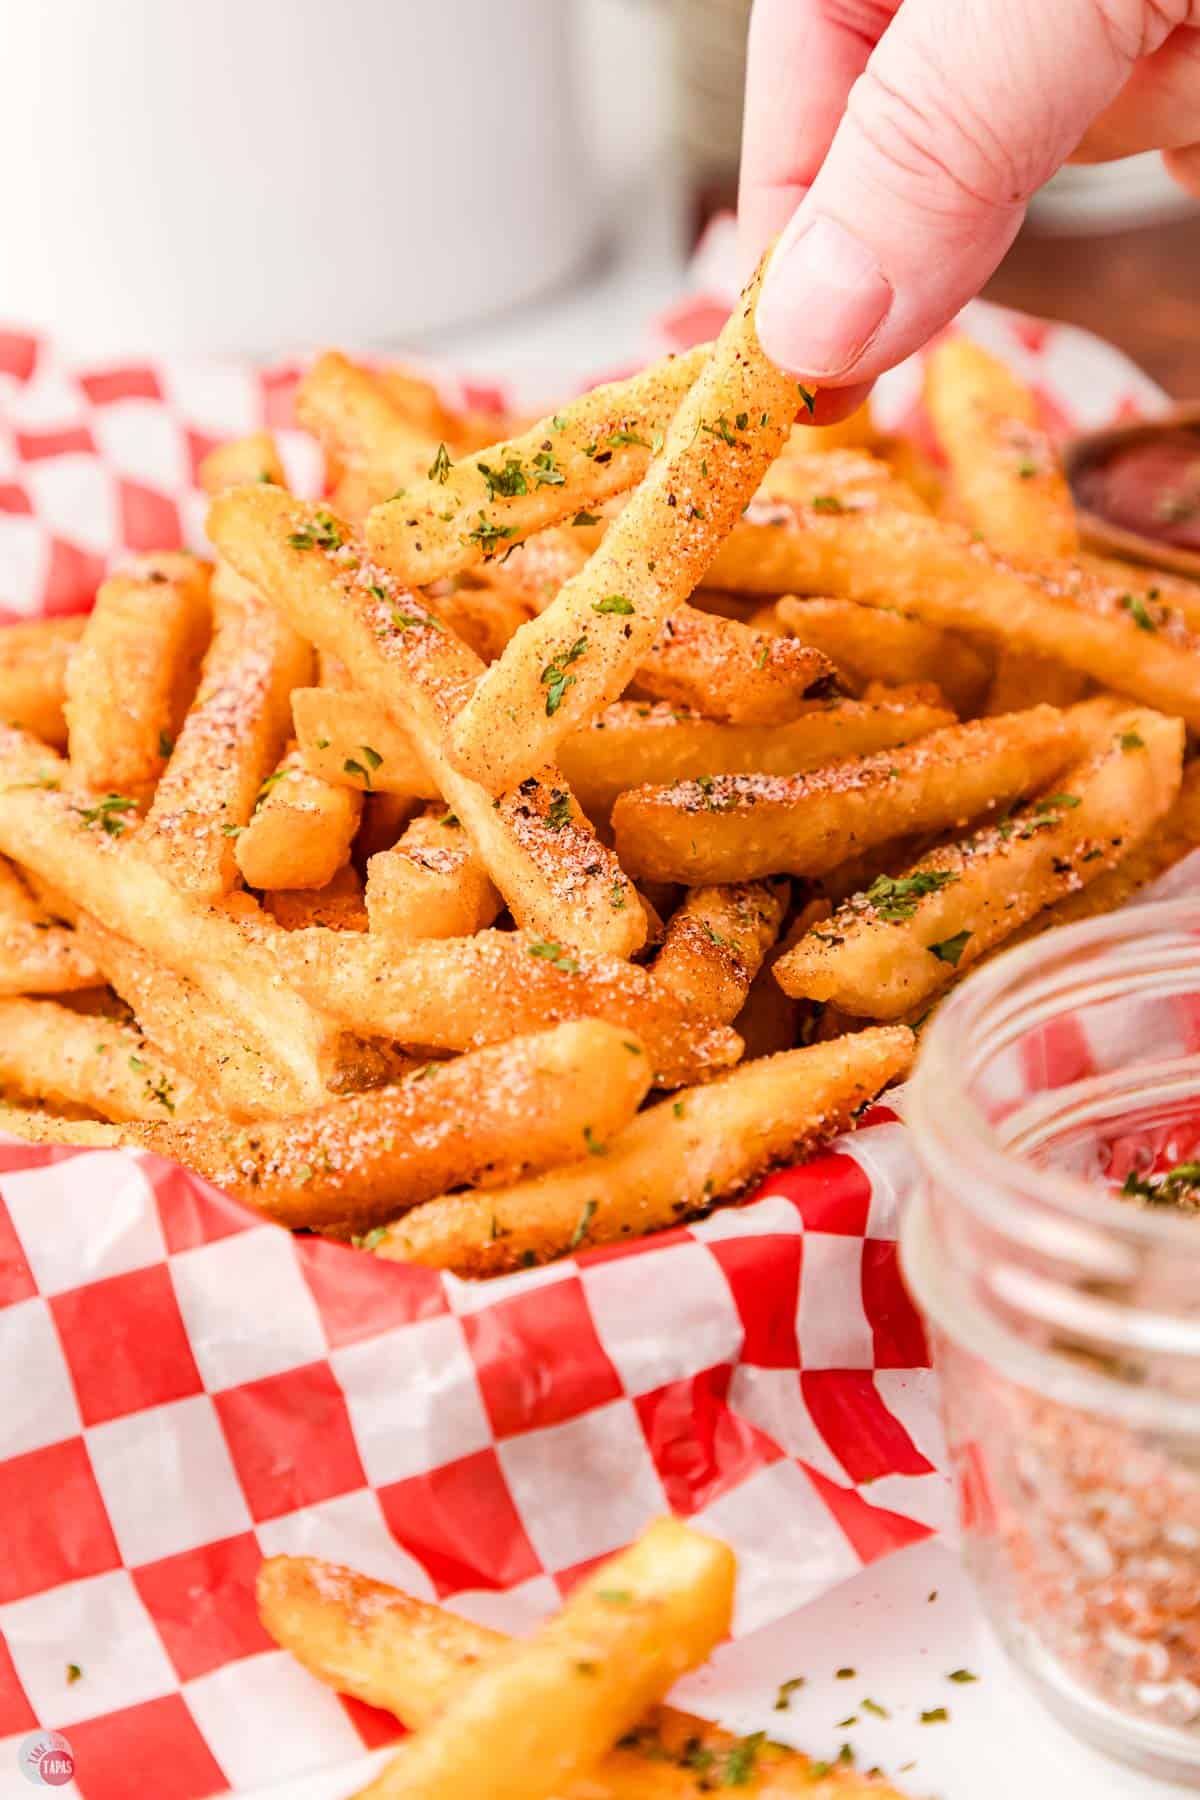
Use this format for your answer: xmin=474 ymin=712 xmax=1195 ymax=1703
xmin=1075 ymin=428 xmax=1200 ymax=551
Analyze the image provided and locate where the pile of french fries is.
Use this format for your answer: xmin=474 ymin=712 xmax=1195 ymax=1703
xmin=1 ymin=259 xmax=1197 ymax=1272
xmin=258 ymin=1518 xmax=913 ymax=1799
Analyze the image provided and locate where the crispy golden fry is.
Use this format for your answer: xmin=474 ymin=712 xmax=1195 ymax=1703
xmin=705 ymin=503 xmax=1200 ymax=728
xmin=653 ymin=880 xmax=788 ymax=1022
xmin=209 ymin=487 xmax=646 ymax=956
xmin=365 ymin=347 xmax=710 ymax=587
xmin=771 ymin=596 xmax=990 ymax=715
xmin=877 ymin=432 xmax=945 ymax=510
xmin=431 ymin=582 xmax=532 ymax=662
xmin=776 ymin=710 xmax=1184 ymax=1018
xmin=138 ymin=570 xmax=313 ymax=896
xmin=447 ymin=256 xmax=804 ymax=792
xmin=0 ymin=996 xmax=206 ymax=1122
xmin=0 ymin=729 xmax=337 ymax=1105
xmin=258 ymin=1556 xmax=910 ymax=1800
xmin=0 ymin=1106 xmax=123 ymax=1149
xmin=0 ymin=857 xmax=99 ymax=993
xmin=612 ymin=705 xmax=1082 ymax=885
xmin=64 ymin=557 xmax=212 ymax=802
xmin=354 ymin=793 xmax=420 ymax=867
xmin=352 ymin=1518 xmax=735 ymax=1800
xmin=381 ymin=1027 xmax=912 ymax=1274
xmin=198 ymin=432 xmax=286 ymax=493
xmin=0 ymin=615 xmax=85 ymax=747
xmin=297 ymin=352 xmax=441 ymax=520
xmin=471 ymin=523 xmax=593 ymax=614
xmin=925 ymin=336 xmax=1078 ymax=561
xmin=292 ymin=687 xmax=436 ymax=798
xmin=1079 ymin=553 xmax=1200 ymax=633
xmin=365 ymin=809 xmax=501 ymax=942
xmin=234 ymin=742 xmax=361 ymax=891
xmin=72 ymin=913 xmax=306 ymax=1121
xmin=264 ymin=863 xmax=369 ymax=933
xmin=136 ymin=1021 xmax=651 ymax=1237
xmin=983 ymin=648 xmax=1090 ymax=714
xmin=267 ymin=926 xmax=740 ymax=1090
xmin=756 ymin=445 xmax=925 ymax=521
xmin=732 ymin=948 xmax=803 ymax=1060
xmin=633 ymin=605 xmax=834 ymax=723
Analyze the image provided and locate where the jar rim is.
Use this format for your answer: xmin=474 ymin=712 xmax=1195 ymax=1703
xmin=908 ymin=895 xmax=1200 ymax=1260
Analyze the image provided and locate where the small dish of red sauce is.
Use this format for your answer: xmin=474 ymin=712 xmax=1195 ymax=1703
xmin=1066 ymin=408 xmax=1200 ymax=578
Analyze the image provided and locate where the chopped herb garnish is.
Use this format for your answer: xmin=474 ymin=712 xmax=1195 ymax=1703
xmin=545 ymin=789 xmax=572 ymax=830
xmin=352 ymin=1226 xmax=388 ymax=1251
xmin=531 ymin=448 xmax=564 ymax=487
xmin=1119 ymin=730 xmax=1145 ymax=751
xmin=220 ymin=822 xmax=243 ymax=838
xmin=1121 ymin=1160 xmax=1200 ymax=1205
xmin=701 ymin=415 xmax=740 ymax=447
xmin=836 ymin=1666 xmax=856 ymax=1680
xmin=148 ymin=1075 xmax=175 ymax=1112
xmin=438 ymin=811 xmax=460 ymax=828
xmin=288 ymin=509 xmax=343 ymax=551
xmin=158 ymin=731 xmax=174 ymax=758
xmin=582 ymin=1127 xmax=607 ymax=1158
xmin=477 ymin=457 xmax=528 ymax=500
xmin=608 ymin=428 xmax=651 ymax=449
xmin=527 ymin=937 xmax=580 ymax=973
xmin=1017 ymin=458 xmax=1038 ymax=478
xmin=467 ymin=514 xmax=517 ymax=555
xmin=596 ymin=1588 xmax=632 ymax=1604
xmin=810 ymin=494 xmax=845 ymax=513
xmin=572 ymin=509 xmax=599 ymax=527
xmin=75 ymin=793 xmax=138 ymax=837
xmin=541 ymin=634 xmax=588 ymax=716
xmin=673 ymin=1100 xmax=685 ymax=1118
xmin=1120 ymin=592 xmax=1157 ymax=632
xmin=921 ymin=1707 xmax=949 ymax=1724
xmin=755 ymin=643 xmax=770 ymax=669
xmin=551 ymin=413 xmax=568 ymax=430
xmin=720 ymin=1731 xmax=765 ymax=1786
xmin=861 ymin=1697 xmax=890 ymax=1717
xmin=343 ymin=757 xmax=374 ymax=789
xmin=592 ymin=594 xmax=634 ymax=616
xmin=773 ymin=1676 xmax=805 ymax=1711
xmin=66 ymin=1663 xmax=82 ymax=1684
xmin=315 ymin=736 xmax=331 ymax=750
xmin=797 ymin=384 xmax=816 ymax=416
xmin=569 ymin=1198 xmax=598 ymax=1248
xmin=928 ymin=929 xmax=972 ymax=967
xmin=390 ymin=606 xmax=433 ymax=632
xmin=947 ymin=1669 xmax=978 ymax=1684
xmin=835 ymin=1715 xmax=859 ymax=1729
xmin=428 ymin=442 xmax=452 ymax=483
xmin=1034 ymin=792 xmax=1081 ymax=813
xmin=609 ymin=881 xmax=626 ymax=910
xmin=863 ymin=869 xmax=958 ymax=921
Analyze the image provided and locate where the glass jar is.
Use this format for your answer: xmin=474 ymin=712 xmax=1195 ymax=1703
xmin=903 ymin=896 xmax=1200 ymax=1786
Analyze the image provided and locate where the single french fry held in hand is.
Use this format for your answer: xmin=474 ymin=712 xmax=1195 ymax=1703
xmin=199 ymin=431 xmax=286 ymax=493
xmin=365 ymin=809 xmax=501 ymax=942
xmin=365 ymin=345 xmax=709 ymax=586
xmin=269 ymin=926 xmax=740 ymax=1089
xmin=925 ymin=335 xmax=1078 ymax=562
xmin=707 ymin=503 xmax=1200 ymax=728
xmin=138 ymin=570 xmax=313 ymax=896
xmin=653 ymin=880 xmax=788 ymax=1023
xmin=352 ymin=1518 xmax=735 ymax=1800
xmin=292 ymin=687 xmax=436 ymax=798
xmin=265 ymin=864 xmax=369 ymax=934
xmin=134 ymin=1021 xmax=651 ymax=1237
xmin=257 ymin=1556 xmax=913 ymax=1800
xmin=775 ymin=710 xmax=1184 ymax=1019
xmin=632 ymin=604 xmax=835 ymax=724
xmin=209 ymin=486 xmax=646 ymax=956
xmin=612 ymin=705 xmax=1082 ymax=885
xmin=379 ymin=1027 xmax=913 ymax=1274
xmin=297 ymin=352 xmax=442 ymax=520
xmin=771 ymin=596 xmax=990 ymax=715
xmin=0 ymin=616 xmax=85 ymax=747
xmin=234 ymin=742 xmax=362 ymax=891
xmin=0 ymin=857 xmax=99 ymax=994
xmin=447 ymin=255 xmax=804 ymax=792
xmin=0 ymin=996 xmax=205 ymax=1123
xmin=64 ymin=556 xmax=212 ymax=803
xmin=0 ymin=729 xmax=337 ymax=1105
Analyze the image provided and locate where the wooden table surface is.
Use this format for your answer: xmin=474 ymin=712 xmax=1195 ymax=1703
xmin=985 ymin=214 xmax=1200 ymax=399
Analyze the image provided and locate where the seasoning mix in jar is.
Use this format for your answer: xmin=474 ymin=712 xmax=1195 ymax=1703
xmin=904 ymin=896 xmax=1200 ymax=1786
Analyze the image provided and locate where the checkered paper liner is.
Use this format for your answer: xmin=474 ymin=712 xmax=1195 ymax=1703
xmin=0 ymin=245 xmax=1180 ymax=1797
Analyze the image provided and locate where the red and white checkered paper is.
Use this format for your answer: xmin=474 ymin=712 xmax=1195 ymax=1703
xmin=0 ymin=244 xmax=1175 ymax=1797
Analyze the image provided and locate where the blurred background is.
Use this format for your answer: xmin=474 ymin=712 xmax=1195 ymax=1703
xmin=4 ymin=0 xmax=1198 ymax=390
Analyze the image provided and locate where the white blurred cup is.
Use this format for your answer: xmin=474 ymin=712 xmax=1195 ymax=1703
xmin=1 ymin=0 xmax=596 ymax=356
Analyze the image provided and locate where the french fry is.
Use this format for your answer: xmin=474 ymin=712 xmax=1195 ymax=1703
xmin=0 ymin=996 xmax=207 ymax=1123
xmin=771 ymin=597 xmax=990 ymax=715
xmin=612 ymin=705 xmax=1083 ymax=885
xmin=353 ymin=792 xmax=420 ymax=866
xmin=258 ymin=1555 xmax=911 ymax=1800
xmin=471 ymin=523 xmax=594 ymax=613
xmin=198 ymin=431 xmax=286 ymax=493
xmin=137 ymin=571 xmax=314 ymax=896
xmin=365 ymin=346 xmax=709 ymax=586
xmin=878 ymin=432 xmax=945 ymax=510
xmin=297 ymin=352 xmax=441 ymax=520
xmin=428 ymin=582 xmax=532 ymax=662
xmin=447 ymin=254 xmax=804 ymax=792
xmin=0 ymin=729 xmax=337 ymax=1105
xmin=983 ymin=648 xmax=1090 ymax=715
xmin=925 ymin=335 xmax=1078 ymax=561
xmin=209 ymin=487 xmax=646 ymax=956
xmin=72 ymin=913 xmax=309 ymax=1121
xmin=756 ymin=445 xmax=925 ymax=516
xmin=351 ymin=1518 xmax=735 ymax=1800
xmin=653 ymin=880 xmax=788 ymax=1022
xmin=633 ymin=605 xmax=834 ymax=723
xmin=775 ymin=709 xmax=1184 ymax=1018
xmin=0 ymin=857 xmax=99 ymax=993
xmin=704 ymin=504 xmax=1200 ymax=728
xmin=0 ymin=1106 xmax=123 ymax=1149
xmin=266 ymin=925 xmax=741 ymax=1089
xmin=292 ymin=687 xmax=436 ymax=798
xmin=1079 ymin=553 xmax=1200 ymax=633
xmin=64 ymin=556 xmax=212 ymax=802
xmin=234 ymin=742 xmax=362 ymax=891
xmin=365 ymin=809 xmax=501 ymax=942
xmin=264 ymin=863 xmax=369 ymax=933
xmin=378 ymin=1027 xmax=913 ymax=1274
xmin=134 ymin=1020 xmax=652 ymax=1236
xmin=0 ymin=615 xmax=85 ymax=746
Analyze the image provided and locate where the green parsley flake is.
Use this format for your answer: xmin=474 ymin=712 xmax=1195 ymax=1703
xmin=75 ymin=793 xmax=138 ymax=837
xmin=591 ymin=594 xmax=634 ymax=616
xmin=477 ymin=457 xmax=528 ymax=500
xmin=66 ymin=1663 xmax=83 ymax=1684
xmin=572 ymin=509 xmax=599 ymax=527
xmin=1120 ymin=592 xmax=1157 ymax=632
xmin=1119 ymin=730 xmax=1145 ymax=751
xmin=158 ymin=731 xmax=174 ymax=758
xmin=1034 ymin=792 xmax=1081 ymax=813
xmin=545 ymin=789 xmax=572 ymax=830
xmin=947 ymin=1669 xmax=978 ymax=1684
xmin=582 ymin=1127 xmax=607 ymax=1158
xmin=810 ymin=494 xmax=845 ymax=513
xmin=288 ymin=509 xmax=343 ymax=552
xmin=541 ymin=635 xmax=588 ymax=716
xmin=596 ymin=1588 xmax=632 ymax=1604
xmin=773 ymin=1676 xmax=805 ymax=1711
xmin=863 ymin=870 xmax=958 ymax=922
xmin=861 ymin=1697 xmax=890 ymax=1717
xmin=921 ymin=1707 xmax=949 ymax=1724
xmin=428 ymin=442 xmax=452 ymax=483
xmin=468 ymin=514 xmax=517 ymax=555
xmin=1121 ymin=1160 xmax=1200 ymax=1206
xmin=797 ymin=384 xmax=817 ymax=416
xmin=836 ymin=1666 xmax=856 ymax=1680
xmin=569 ymin=1198 xmax=598 ymax=1248
xmin=527 ymin=938 xmax=580 ymax=973
xmin=608 ymin=428 xmax=650 ymax=449
xmin=531 ymin=449 xmax=565 ymax=487
xmin=352 ymin=1226 xmax=387 ymax=1251
xmin=928 ymin=929 xmax=972 ymax=967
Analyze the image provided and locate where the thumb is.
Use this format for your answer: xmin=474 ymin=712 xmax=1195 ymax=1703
xmin=755 ymin=0 xmax=1159 ymax=383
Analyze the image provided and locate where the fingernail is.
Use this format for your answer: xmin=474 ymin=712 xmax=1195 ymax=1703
xmin=757 ymin=215 xmax=894 ymax=378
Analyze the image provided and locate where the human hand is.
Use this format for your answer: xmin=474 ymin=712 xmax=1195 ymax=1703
xmin=741 ymin=0 xmax=1200 ymax=404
